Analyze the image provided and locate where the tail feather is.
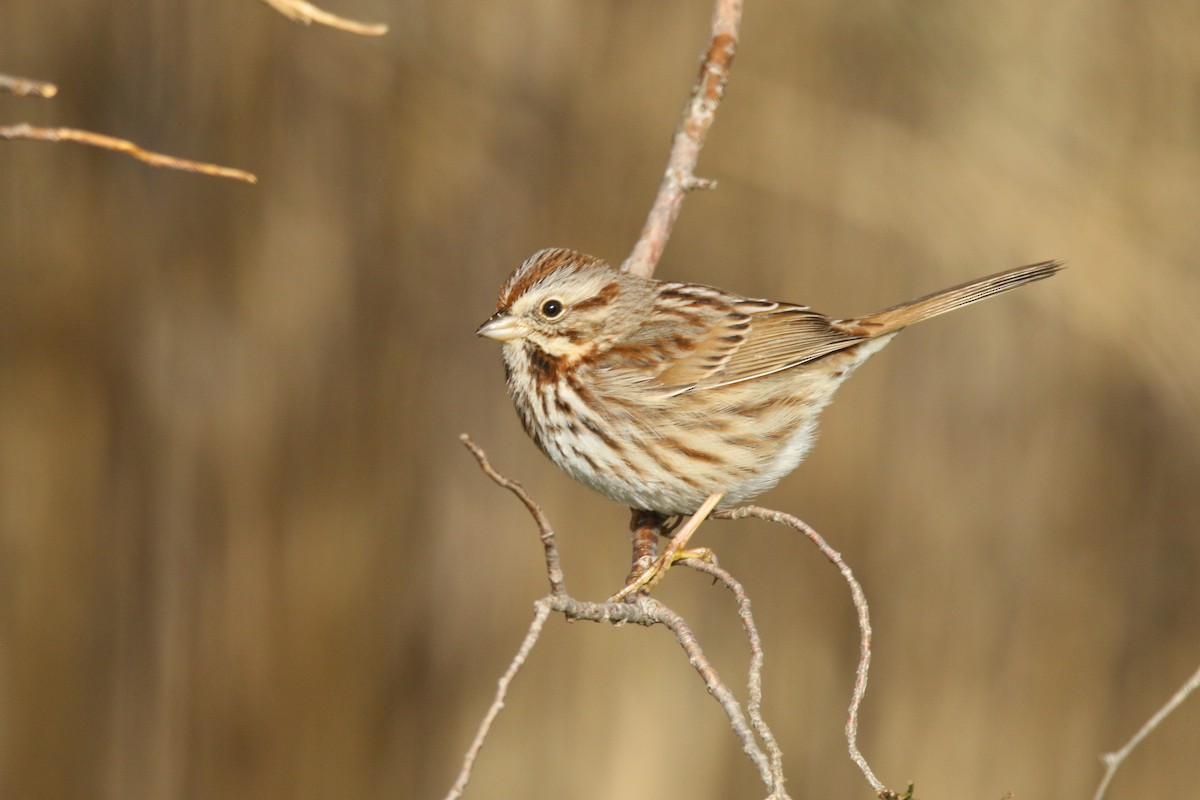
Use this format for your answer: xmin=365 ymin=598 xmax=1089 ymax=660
xmin=835 ymin=260 xmax=1064 ymax=337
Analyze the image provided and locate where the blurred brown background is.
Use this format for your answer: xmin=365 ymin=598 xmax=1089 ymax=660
xmin=2 ymin=1 xmax=1198 ymax=798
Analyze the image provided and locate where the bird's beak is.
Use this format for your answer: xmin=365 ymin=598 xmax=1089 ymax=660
xmin=475 ymin=313 xmax=529 ymax=342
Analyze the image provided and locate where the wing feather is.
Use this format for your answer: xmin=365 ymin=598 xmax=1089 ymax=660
xmin=691 ymin=304 xmax=865 ymax=390
xmin=596 ymin=284 xmax=869 ymax=396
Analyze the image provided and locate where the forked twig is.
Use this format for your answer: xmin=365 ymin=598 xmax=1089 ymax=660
xmin=452 ymin=435 xmax=790 ymax=800
xmin=716 ymin=505 xmax=894 ymax=799
xmin=621 ymin=0 xmax=743 ymax=279
xmin=1093 ymin=661 xmax=1200 ymax=800
xmin=0 ymin=73 xmax=59 ymax=98
xmin=651 ymin=596 xmax=780 ymax=794
xmin=258 ymin=0 xmax=388 ymax=36
xmin=684 ymin=559 xmax=786 ymax=791
xmin=0 ymin=123 xmax=257 ymax=183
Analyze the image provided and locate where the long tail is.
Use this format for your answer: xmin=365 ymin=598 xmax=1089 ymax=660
xmin=834 ymin=260 xmax=1064 ymax=337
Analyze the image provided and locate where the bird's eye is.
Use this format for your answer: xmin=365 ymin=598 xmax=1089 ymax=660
xmin=541 ymin=299 xmax=564 ymax=319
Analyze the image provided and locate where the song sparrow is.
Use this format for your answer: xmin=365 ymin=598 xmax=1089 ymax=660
xmin=478 ymin=248 xmax=1061 ymax=519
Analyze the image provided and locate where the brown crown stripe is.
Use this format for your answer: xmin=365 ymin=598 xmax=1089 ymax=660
xmin=500 ymin=248 xmax=598 ymax=309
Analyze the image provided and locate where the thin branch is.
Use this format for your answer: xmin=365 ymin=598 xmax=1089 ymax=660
xmin=651 ymin=597 xmax=781 ymax=795
xmin=1093 ymin=661 xmax=1200 ymax=800
xmin=543 ymin=591 xmax=783 ymax=794
xmin=453 ymin=435 xmax=789 ymax=799
xmin=0 ymin=123 xmax=257 ymax=183
xmin=684 ymin=559 xmax=787 ymax=796
xmin=443 ymin=600 xmax=553 ymax=800
xmin=0 ymin=73 xmax=58 ymax=98
xmin=258 ymin=0 xmax=388 ymax=36
xmin=716 ymin=505 xmax=895 ymax=799
xmin=460 ymin=434 xmax=566 ymax=596
xmin=622 ymin=0 xmax=743 ymax=279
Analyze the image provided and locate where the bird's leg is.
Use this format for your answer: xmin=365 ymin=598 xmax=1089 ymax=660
xmin=609 ymin=492 xmax=724 ymax=602
xmin=626 ymin=509 xmax=667 ymax=587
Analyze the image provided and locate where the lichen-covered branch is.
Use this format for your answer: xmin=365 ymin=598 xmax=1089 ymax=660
xmin=622 ymin=0 xmax=743 ymax=279
xmin=0 ymin=123 xmax=257 ymax=183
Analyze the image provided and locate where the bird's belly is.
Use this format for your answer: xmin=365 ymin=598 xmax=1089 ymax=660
xmin=532 ymin=390 xmax=820 ymax=515
xmin=521 ymin=335 xmax=892 ymax=515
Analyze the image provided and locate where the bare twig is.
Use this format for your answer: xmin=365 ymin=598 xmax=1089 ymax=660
xmin=1093 ymin=661 xmax=1200 ymax=800
xmin=651 ymin=597 xmax=781 ymax=795
xmin=258 ymin=0 xmax=388 ymax=36
xmin=0 ymin=73 xmax=58 ymax=98
xmin=0 ymin=123 xmax=257 ymax=183
xmin=443 ymin=600 xmax=553 ymax=800
xmin=716 ymin=505 xmax=894 ymax=799
xmin=622 ymin=0 xmax=743 ymax=279
xmin=452 ymin=435 xmax=790 ymax=799
xmin=684 ymin=559 xmax=787 ymax=795
xmin=460 ymin=434 xmax=565 ymax=596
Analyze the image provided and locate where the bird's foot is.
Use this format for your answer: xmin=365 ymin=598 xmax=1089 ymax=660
xmin=608 ymin=493 xmax=723 ymax=602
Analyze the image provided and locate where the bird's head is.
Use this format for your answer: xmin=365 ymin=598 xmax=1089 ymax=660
xmin=476 ymin=248 xmax=646 ymax=361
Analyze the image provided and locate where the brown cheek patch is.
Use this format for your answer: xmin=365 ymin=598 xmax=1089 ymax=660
xmin=570 ymin=282 xmax=620 ymax=312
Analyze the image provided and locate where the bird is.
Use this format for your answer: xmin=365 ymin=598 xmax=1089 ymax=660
xmin=477 ymin=248 xmax=1061 ymax=595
